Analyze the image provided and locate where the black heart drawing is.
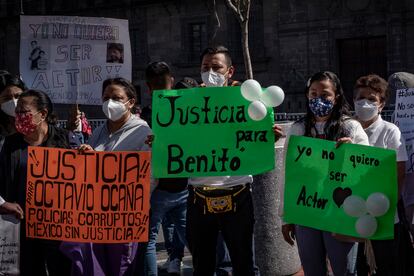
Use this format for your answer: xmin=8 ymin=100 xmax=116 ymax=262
xmin=332 ymin=187 xmax=352 ymax=207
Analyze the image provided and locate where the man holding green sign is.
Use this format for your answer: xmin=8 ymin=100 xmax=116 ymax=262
xmin=152 ymin=46 xmax=283 ymax=275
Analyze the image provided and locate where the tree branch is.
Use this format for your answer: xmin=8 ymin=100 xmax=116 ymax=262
xmin=224 ymin=0 xmax=244 ymax=22
xmin=243 ymin=0 xmax=250 ymax=22
xmin=237 ymin=0 xmax=246 ymax=22
xmin=224 ymin=0 xmax=253 ymax=79
xmin=211 ymin=0 xmax=221 ymax=42
xmin=225 ymin=0 xmax=238 ymax=14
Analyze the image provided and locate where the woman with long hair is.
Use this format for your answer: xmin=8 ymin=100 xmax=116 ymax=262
xmin=280 ymin=71 xmax=369 ymax=275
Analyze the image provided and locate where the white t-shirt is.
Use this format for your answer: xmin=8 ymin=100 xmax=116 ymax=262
xmin=288 ymin=118 xmax=369 ymax=145
xmin=279 ymin=117 xmax=369 ymax=218
xmin=363 ymin=115 xmax=408 ymax=162
xmin=361 ymin=115 xmax=408 ymax=223
xmin=189 ymin=175 xmax=253 ymax=188
xmin=0 ymin=196 xmax=4 ymax=206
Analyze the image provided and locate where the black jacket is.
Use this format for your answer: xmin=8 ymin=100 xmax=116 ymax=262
xmin=0 ymin=124 xmax=78 ymax=206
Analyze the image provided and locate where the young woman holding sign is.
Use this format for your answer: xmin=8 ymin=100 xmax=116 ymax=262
xmin=353 ymin=74 xmax=409 ymax=276
xmin=63 ymin=77 xmax=153 ymax=276
xmin=280 ymin=71 xmax=369 ymax=276
xmin=0 ymin=89 xmax=79 ymax=276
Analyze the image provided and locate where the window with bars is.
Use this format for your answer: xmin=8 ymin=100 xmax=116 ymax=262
xmin=338 ymin=36 xmax=387 ymax=105
xmin=130 ymin=28 xmax=148 ymax=68
xmin=129 ymin=8 xmax=148 ymax=69
xmin=6 ymin=0 xmax=19 ymax=15
xmin=188 ymin=22 xmax=207 ymax=62
xmin=0 ymin=0 xmax=6 ymax=16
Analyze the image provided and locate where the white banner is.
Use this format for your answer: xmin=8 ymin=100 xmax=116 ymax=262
xmin=19 ymin=15 xmax=132 ymax=105
xmin=395 ymin=88 xmax=414 ymax=174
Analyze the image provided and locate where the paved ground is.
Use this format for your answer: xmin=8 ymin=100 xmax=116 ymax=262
xmin=156 ymin=229 xmax=193 ymax=276
xmin=155 ymin=231 xmax=305 ymax=276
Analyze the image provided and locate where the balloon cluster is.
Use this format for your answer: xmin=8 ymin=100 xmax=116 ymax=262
xmin=240 ymin=80 xmax=285 ymax=121
xmin=342 ymin=193 xmax=390 ymax=237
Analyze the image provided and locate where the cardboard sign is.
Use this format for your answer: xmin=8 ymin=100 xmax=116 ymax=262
xmin=0 ymin=215 xmax=20 ymax=275
xmin=26 ymin=147 xmax=150 ymax=243
xmin=19 ymin=15 xmax=132 ymax=105
xmin=151 ymin=86 xmax=275 ymax=177
xmin=284 ymin=136 xmax=397 ymax=240
xmin=395 ymin=88 xmax=414 ymax=174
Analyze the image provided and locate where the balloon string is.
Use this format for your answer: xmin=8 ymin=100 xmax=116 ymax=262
xmin=364 ymin=240 xmax=377 ymax=274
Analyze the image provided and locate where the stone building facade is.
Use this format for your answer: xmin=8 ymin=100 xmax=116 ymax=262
xmin=0 ymin=0 xmax=413 ymax=118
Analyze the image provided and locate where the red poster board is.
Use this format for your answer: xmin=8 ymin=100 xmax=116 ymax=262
xmin=26 ymin=147 xmax=151 ymax=243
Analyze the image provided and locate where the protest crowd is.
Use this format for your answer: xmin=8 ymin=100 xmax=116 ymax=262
xmin=0 ymin=29 xmax=414 ymax=276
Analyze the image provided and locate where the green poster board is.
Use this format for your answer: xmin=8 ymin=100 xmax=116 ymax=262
xmin=152 ymin=86 xmax=275 ymax=177
xmin=284 ymin=136 xmax=397 ymax=240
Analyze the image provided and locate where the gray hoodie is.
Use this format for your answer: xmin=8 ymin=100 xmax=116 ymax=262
xmin=88 ymin=115 xmax=156 ymax=192
xmin=89 ymin=115 xmax=151 ymax=152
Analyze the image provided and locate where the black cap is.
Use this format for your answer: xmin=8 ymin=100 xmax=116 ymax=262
xmin=174 ymin=77 xmax=199 ymax=89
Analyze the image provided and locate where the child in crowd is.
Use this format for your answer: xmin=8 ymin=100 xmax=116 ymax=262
xmin=353 ymin=74 xmax=408 ymax=275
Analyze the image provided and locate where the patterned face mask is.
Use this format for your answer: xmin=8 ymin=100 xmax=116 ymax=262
xmin=309 ymin=97 xmax=334 ymax=117
xmin=15 ymin=111 xmax=42 ymax=136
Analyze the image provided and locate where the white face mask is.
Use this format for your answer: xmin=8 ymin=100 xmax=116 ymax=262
xmin=354 ymin=99 xmax=379 ymax=122
xmin=102 ymin=99 xmax=129 ymax=121
xmin=1 ymin=98 xmax=18 ymax=117
xmin=201 ymin=69 xmax=227 ymax=87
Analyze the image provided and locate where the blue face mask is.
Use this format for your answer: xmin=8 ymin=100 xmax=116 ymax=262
xmin=309 ymin=97 xmax=334 ymax=117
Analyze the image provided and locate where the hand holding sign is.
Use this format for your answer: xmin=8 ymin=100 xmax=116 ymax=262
xmin=0 ymin=202 xmax=24 ymax=219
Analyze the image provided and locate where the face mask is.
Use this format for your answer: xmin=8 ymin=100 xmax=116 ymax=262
xmin=354 ymin=99 xmax=379 ymax=121
xmin=201 ymin=70 xmax=227 ymax=87
xmin=102 ymin=99 xmax=129 ymax=121
xmin=309 ymin=97 xmax=334 ymax=117
xmin=1 ymin=98 xmax=18 ymax=117
xmin=15 ymin=112 xmax=42 ymax=136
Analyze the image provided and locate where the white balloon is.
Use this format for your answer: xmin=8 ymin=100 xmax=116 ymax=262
xmin=366 ymin=192 xmax=390 ymax=217
xmin=248 ymin=101 xmax=267 ymax=121
xmin=241 ymin=79 xmax=262 ymax=101
xmin=261 ymin=86 xmax=285 ymax=107
xmin=343 ymin=196 xmax=367 ymax=217
xmin=355 ymin=215 xmax=378 ymax=237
